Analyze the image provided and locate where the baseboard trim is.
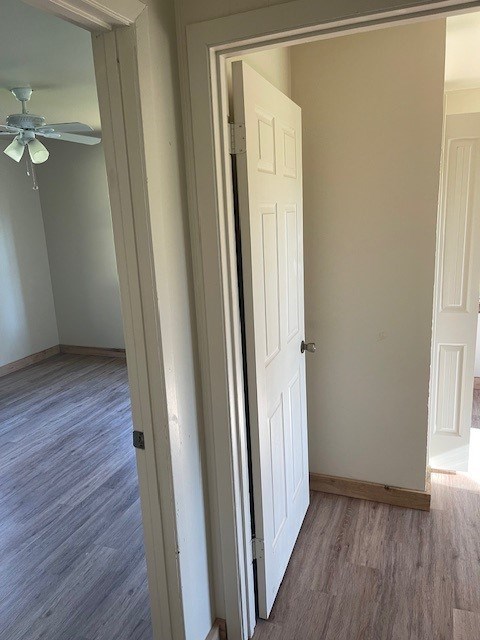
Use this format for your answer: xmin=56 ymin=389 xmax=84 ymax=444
xmin=309 ymin=472 xmax=431 ymax=511
xmin=205 ymin=619 xmax=227 ymax=640
xmin=0 ymin=344 xmax=127 ymax=378
xmin=0 ymin=345 xmax=60 ymax=378
xmin=429 ymin=467 xmax=457 ymax=475
xmin=59 ymin=344 xmax=126 ymax=358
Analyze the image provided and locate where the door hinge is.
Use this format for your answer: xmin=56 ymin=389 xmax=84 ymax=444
xmin=229 ymin=122 xmax=246 ymax=155
xmin=251 ymin=537 xmax=264 ymax=561
xmin=133 ymin=430 xmax=145 ymax=450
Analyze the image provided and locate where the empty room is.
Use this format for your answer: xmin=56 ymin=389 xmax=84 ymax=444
xmin=0 ymin=1 xmax=151 ymax=638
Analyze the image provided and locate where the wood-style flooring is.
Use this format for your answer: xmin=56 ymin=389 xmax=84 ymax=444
xmin=6 ymin=355 xmax=480 ymax=640
xmin=0 ymin=354 xmax=151 ymax=640
xmin=253 ymin=472 xmax=480 ymax=640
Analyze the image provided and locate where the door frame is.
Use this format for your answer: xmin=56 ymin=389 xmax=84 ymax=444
xmin=181 ymin=2 xmax=480 ymax=639
xmin=21 ymin=2 xmax=185 ymax=639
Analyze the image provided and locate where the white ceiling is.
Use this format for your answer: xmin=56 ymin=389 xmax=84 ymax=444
xmin=0 ymin=0 xmax=100 ymax=130
xmin=446 ymin=11 xmax=480 ymax=91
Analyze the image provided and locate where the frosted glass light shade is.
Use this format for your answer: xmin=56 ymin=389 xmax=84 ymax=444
xmin=4 ymin=138 xmax=25 ymax=162
xmin=28 ymin=138 xmax=49 ymax=164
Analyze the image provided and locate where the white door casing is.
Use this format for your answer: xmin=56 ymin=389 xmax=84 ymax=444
xmin=232 ymin=61 xmax=309 ymax=618
xmin=430 ymin=113 xmax=480 ymax=471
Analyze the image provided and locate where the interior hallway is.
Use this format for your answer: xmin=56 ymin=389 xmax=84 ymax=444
xmin=253 ymin=472 xmax=480 ymax=640
xmin=0 ymin=354 xmax=151 ymax=640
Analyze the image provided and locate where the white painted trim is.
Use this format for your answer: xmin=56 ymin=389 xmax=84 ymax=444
xmin=92 ymin=22 xmax=185 ymax=640
xmin=181 ymin=2 xmax=480 ymax=639
xmin=19 ymin=2 xmax=184 ymax=640
xmin=22 ymin=0 xmax=145 ymax=30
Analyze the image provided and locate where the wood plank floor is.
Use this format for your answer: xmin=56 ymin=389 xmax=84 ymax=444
xmin=253 ymin=472 xmax=480 ymax=640
xmin=6 ymin=355 xmax=480 ymax=640
xmin=0 ymin=354 xmax=151 ymax=640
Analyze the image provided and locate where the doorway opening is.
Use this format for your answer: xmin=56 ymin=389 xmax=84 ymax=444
xmin=0 ymin=2 xmax=151 ymax=638
xmin=223 ymin=10 xmax=480 ymax=639
xmin=429 ymin=11 xmax=480 ymax=476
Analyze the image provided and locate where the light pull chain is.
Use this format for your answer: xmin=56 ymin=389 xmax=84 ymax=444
xmin=25 ymin=151 xmax=38 ymax=190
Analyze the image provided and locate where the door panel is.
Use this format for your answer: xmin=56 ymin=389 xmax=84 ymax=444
xmin=232 ymin=61 xmax=309 ymax=618
xmin=430 ymin=114 xmax=480 ymax=470
xmin=261 ymin=205 xmax=281 ymax=361
xmin=286 ymin=206 xmax=299 ymax=340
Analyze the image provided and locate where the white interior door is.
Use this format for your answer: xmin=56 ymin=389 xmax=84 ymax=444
xmin=232 ymin=61 xmax=309 ymax=619
xmin=429 ymin=113 xmax=480 ymax=471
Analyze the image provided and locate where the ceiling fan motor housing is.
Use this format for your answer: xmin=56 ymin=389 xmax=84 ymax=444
xmin=10 ymin=87 xmax=33 ymax=103
xmin=7 ymin=114 xmax=46 ymax=130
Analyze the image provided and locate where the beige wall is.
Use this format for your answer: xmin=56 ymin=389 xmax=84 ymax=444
xmin=227 ymin=47 xmax=291 ymax=105
xmin=142 ymin=1 xmax=213 ymax=638
xmin=0 ymin=154 xmax=58 ymax=367
xmin=291 ymin=20 xmax=446 ymax=491
xmin=445 ymin=87 xmax=480 ymax=114
xmin=176 ymin=0 xmax=449 ymax=25
xmin=37 ymin=142 xmax=124 ymax=349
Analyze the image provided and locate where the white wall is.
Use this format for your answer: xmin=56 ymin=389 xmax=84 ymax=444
xmin=291 ymin=20 xmax=446 ymax=491
xmin=0 ymin=154 xmax=58 ymax=367
xmin=445 ymin=87 xmax=480 ymax=114
xmin=37 ymin=142 xmax=124 ymax=349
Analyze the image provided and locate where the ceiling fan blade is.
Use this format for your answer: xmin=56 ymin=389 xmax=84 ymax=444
xmin=0 ymin=124 xmax=21 ymax=133
xmin=28 ymin=138 xmax=49 ymax=164
xmin=37 ymin=131 xmax=101 ymax=145
xmin=0 ymin=132 xmax=16 ymax=137
xmin=36 ymin=122 xmax=94 ymax=134
xmin=4 ymin=138 xmax=25 ymax=162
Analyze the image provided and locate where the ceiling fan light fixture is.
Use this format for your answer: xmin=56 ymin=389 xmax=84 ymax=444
xmin=2 ymin=89 xmax=100 ymax=177
xmin=28 ymin=138 xmax=49 ymax=164
xmin=4 ymin=137 xmax=25 ymax=162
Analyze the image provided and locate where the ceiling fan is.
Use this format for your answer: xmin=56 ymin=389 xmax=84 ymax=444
xmin=0 ymin=87 xmax=101 ymax=166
